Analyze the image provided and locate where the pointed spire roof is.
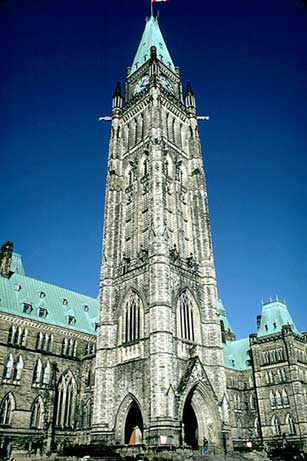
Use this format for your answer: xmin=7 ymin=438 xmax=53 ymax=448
xmin=130 ymin=16 xmax=175 ymax=75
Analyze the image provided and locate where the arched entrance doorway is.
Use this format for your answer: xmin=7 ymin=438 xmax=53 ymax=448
xmin=182 ymin=394 xmax=199 ymax=449
xmin=124 ymin=401 xmax=143 ymax=445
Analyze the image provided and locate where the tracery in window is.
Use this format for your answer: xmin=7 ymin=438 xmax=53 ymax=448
xmin=55 ymin=371 xmax=77 ymax=428
xmin=177 ymin=289 xmax=200 ymax=343
xmin=121 ymin=290 xmax=144 ymax=344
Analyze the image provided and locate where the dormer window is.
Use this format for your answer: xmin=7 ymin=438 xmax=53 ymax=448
xmin=38 ymin=308 xmax=48 ymax=318
xmin=40 ymin=291 xmax=46 ymax=299
xmin=273 ymin=322 xmax=277 ymax=329
xmin=68 ymin=316 xmax=76 ymax=325
xmin=15 ymin=284 xmax=21 ymax=292
xmin=63 ymin=298 xmax=68 ymax=306
xmin=265 ymin=325 xmax=268 ymax=331
xmin=23 ymin=303 xmax=33 ymax=314
xmin=83 ymin=304 xmax=89 ymax=312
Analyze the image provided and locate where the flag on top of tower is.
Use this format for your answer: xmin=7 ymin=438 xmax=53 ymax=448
xmin=152 ymin=0 xmax=170 ymax=3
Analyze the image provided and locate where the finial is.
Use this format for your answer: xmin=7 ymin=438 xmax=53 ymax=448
xmin=186 ymin=81 xmax=194 ymax=97
xmin=113 ymin=82 xmax=122 ymax=98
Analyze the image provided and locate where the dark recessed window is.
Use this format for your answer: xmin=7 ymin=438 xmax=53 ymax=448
xmin=63 ymin=298 xmax=68 ymax=305
xmin=40 ymin=291 xmax=46 ymax=298
xmin=15 ymin=284 xmax=21 ymax=292
xmin=83 ymin=305 xmax=89 ymax=312
xmin=23 ymin=303 xmax=33 ymax=314
xmin=68 ymin=316 xmax=76 ymax=325
xmin=38 ymin=308 xmax=48 ymax=318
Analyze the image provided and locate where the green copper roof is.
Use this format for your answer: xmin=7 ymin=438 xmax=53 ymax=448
xmin=218 ymin=299 xmax=234 ymax=335
xmin=0 ymin=254 xmax=98 ymax=335
xmin=257 ymin=300 xmax=298 ymax=337
xmin=131 ymin=16 xmax=175 ymax=75
xmin=224 ymin=338 xmax=251 ymax=371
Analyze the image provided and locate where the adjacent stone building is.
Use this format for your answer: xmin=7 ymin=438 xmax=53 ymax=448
xmin=1 ymin=12 xmax=306 ymax=458
xmin=0 ymin=242 xmax=97 ymax=456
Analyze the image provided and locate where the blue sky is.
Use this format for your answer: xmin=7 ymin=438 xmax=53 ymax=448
xmin=1 ymin=0 xmax=307 ymax=338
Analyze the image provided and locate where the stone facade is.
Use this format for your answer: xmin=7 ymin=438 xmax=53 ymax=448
xmin=93 ymin=16 xmax=228 ymax=453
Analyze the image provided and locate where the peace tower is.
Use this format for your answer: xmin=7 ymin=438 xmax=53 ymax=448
xmin=93 ymin=15 xmax=230 ymax=450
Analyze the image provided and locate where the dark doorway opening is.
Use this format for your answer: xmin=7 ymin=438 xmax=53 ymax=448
xmin=183 ymin=396 xmax=198 ymax=449
xmin=124 ymin=401 xmax=143 ymax=444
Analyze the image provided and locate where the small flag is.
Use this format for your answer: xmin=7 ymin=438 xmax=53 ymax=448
xmin=152 ymin=0 xmax=169 ymax=3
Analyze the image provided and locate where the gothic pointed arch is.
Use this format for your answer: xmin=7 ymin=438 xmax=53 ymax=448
xmin=42 ymin=361 xmax=51 ymax=385
xmin=114 ymin=393 xmax=144 ymax=445
xmin=179 ymin=381 xmax=221 ymax=449
xmin=30 ymin=396 xmax=44 ymax=429
xmin=119 ymin=289 xmax=144 ymax=345
xmin=176 ymin=288 xmax=201 ymax=343
xmin=2 ymin=354 xmax=14 ymax=380
xmin=55 ymin=370 xmax=77 ymax=428
xmin=0 ymin=393 xmax=15 ymax=426
xmin=285 ymin=414 xmax=296 ymax=435
xmin=13 ymin=355 xmax=23 ymax=381
xmin=33 ymin=358 xmax=43 ymax=384
xmin=271 ymin=415 xmax=281 ymax=436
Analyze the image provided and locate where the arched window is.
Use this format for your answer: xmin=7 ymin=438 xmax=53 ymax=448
xmin=42 ymin=362 xmax=51 ymax=385
xmin=177 ymin=290 xmax=200 ymax=342
xmin=3 ymin=355 xmax=14 ymax=380
xmin=30 ymin=397 xmax=44 ymax=429
xmin=282 ymin=389 xmax=289 ymax=407
xmin=250 ymin=393 xmax=256 ymax=410
xmin=20 ymin=329 xmax=27 ymax=347
xmin=33 ymin=359 xmax=42 ymax=384
xmin=62 ymin=338 xmax=68 ymax=355
xmin=254 ymin=417 xmax=260 ymax=437
xmin=36 ymin=332 xmax=43 ymax=350
xmin=272 ymin=415 xmax=281 ymax=436
xmin=286 ymin=414 xmax=296 ymax=435
xmin=0 ymin=394 xmax=14 ymax=426
xmin=122 ymin=291 xmax=144 ymax=344
xmin=270 ymin=391 xmax=276 ymax=409
xmin=8 ymin=326 xmax=16 ymax=345
xmin=276 ymin=390 xmax=282 ymax=407
xmin=13 ymin=356 xmax=23 ymax=381
xmin=55 ymin=371 xmax=77 ymax=428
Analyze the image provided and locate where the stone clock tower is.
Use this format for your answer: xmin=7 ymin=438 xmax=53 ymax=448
xmin=93 ymin=15 xmax=230 ymax=451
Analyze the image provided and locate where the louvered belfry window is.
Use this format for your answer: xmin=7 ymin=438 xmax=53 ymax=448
xmin=179 ymin=290 xmax=195 ymax=342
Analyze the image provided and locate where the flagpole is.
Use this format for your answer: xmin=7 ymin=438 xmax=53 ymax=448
xmin=150 ymin=0 xmax=153 ymax=17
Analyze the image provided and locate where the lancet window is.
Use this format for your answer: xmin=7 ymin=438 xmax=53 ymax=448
xmin=286 ymin=414 xmax=296 ymax=435
xmin=122 ymin=291 xmax=144 ymax=344
xmin=55 ymin=371 xmax=77 ymax=428
xmin=272 ymin=415 xmax=281 ymax=436
xmin=30 ymin=397 xmax=44 ymax=429
xmin=177 ymin=290 xmax=200 ymax=343
xmin=0 ymin=393 xmax=14 ymax=426
xmin=3 ymin=355 xmax=14 ymax=380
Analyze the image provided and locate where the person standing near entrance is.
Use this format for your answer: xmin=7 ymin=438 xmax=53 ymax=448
xmin=203 ymin=436 xmax=209 ymax=454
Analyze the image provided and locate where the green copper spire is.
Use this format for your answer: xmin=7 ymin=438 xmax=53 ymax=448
xmin=130 ymin=16 xmax=175 ymax=75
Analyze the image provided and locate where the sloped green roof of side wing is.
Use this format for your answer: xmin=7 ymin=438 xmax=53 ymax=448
xmin=131 ymin=16 xmax=175 ymax=75
xmin=257 ymin=300 xmax=298 ymax=337
xmin=224 ymin=338 xmax=251 ymax=371
xmin=0 ymin=265 xmax=98 ymax=336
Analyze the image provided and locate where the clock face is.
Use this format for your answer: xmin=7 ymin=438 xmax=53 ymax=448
xmin=159 ymin=75 xmax=175 ymax=95
xmin=133 ymin=75 xmax=150 ymax=96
